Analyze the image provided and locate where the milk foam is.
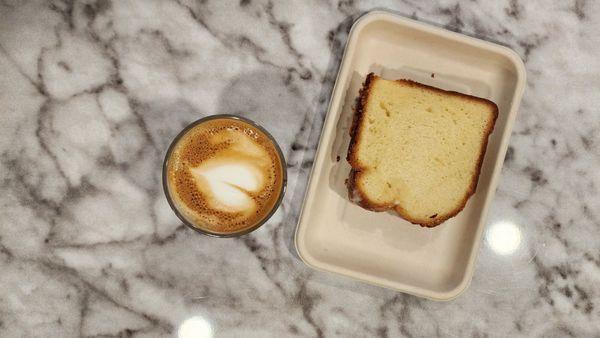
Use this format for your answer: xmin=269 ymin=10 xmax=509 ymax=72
xmin=190 ymin=162 xmax=264 ymax=212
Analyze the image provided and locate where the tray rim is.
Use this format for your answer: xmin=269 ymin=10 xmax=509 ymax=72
xmin=294 ymin=10 xmax=527 ymax=301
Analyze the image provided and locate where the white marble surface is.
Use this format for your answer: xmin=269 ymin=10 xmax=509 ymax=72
xmin=0 ymin=0 xmax=599 ymax=337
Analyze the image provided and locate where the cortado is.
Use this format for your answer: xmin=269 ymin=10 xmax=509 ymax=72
xmin=164 ymin=116 xmax=285 ymax=236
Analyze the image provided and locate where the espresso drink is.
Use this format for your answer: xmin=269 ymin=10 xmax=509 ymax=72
xmin=165 ymin=117 xmax=285 ymax=235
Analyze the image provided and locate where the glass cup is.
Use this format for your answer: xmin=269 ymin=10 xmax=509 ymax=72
xmin=162 ymin=114 xmax=287 ymax=237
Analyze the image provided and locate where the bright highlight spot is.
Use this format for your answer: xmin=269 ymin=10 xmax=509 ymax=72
xmin=486 ymin=221 xmax=522 ymax=255
xmin=178 ymin=316 xmax=213 ymax=338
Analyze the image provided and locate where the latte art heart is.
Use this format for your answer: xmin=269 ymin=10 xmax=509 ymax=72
xmin=190 ymin=162 xmax=265 ymax=212
xmin=166 ymin=118 xmax=284 ymax=234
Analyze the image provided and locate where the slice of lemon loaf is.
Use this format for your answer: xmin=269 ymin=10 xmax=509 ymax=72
xmin=347 ymin=73 xmax=498 ymax=227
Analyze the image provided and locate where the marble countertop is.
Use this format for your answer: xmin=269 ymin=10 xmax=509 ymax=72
xmin=1 ymin=1 xmax=599 ymax=337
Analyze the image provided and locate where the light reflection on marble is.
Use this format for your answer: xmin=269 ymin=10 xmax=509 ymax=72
xmin=486 ymin=221 xmax=522 ymax=256
xmin=0 ymin=0 xmax=599 ymax=337
xmin=178 ymin=316 xmax=212 ymax=338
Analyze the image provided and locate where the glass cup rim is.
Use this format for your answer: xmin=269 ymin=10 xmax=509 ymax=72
xmin=162 ymin=114 xmax=287 ymax=238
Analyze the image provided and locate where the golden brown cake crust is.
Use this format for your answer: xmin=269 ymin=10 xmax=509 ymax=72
xmin=346 ymin=73 xmax=499 ymax=227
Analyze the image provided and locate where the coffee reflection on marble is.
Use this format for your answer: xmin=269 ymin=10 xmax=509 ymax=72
xmin=485 ymin=221 xmax=522 ymax=256
xmin=178 ymin=316 xmax=213 ymax=338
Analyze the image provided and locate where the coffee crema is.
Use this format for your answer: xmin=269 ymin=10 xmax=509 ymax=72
xmin=165 ymin=117 xmax=284 ymax=235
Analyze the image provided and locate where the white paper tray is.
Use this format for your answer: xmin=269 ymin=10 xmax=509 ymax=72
xmin=295 ymin=11 xmax=525 ymax=300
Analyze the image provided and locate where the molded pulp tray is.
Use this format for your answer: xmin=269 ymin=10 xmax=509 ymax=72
xmin=294 ymin=11 xmax=526 ymax=300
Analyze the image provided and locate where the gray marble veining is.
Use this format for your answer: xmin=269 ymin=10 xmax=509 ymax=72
xmin=0 ymin=0 xmax=599 ymax=337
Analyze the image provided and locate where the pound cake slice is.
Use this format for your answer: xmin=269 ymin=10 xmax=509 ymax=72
xmin=347 ymin=73 xmax=498 ymax=227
